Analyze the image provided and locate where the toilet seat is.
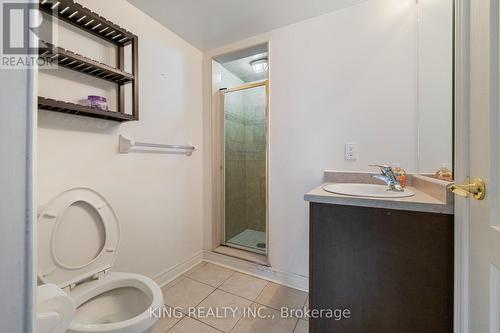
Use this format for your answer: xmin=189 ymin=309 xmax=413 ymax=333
xmin=38 ymin=188 xmax=120 ymax=288
xmin=38 ymin=188 xmax=164 ymax=333
xmin=67 ymin=272 xmax=163 ymax=333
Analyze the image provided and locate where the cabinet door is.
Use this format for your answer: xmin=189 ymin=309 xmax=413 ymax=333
xmin=309 ymin=203 xmax=453 ymax=333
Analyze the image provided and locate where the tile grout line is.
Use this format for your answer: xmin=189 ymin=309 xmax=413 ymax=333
xmin=214 ymin=272 xmax=264 ymax=333
xmin=160 ymin=265 xmax=241 ymax=333
xmin=179 ymin=287 xmax=223 ymax=333
xmin=181 ymin=270 xmax=271 ymax=304
xmin=291 ymin=316 xmax=300 ymax=333
xmin=191 ymin=274 xmax=306 ymax=317
xmin=163 ymin=275 xmax=218 ymax=318
xmin=182 ymin=270 xmax=236 ymax=289
xmin=248 ymin=282 xmax=309 ymax=320
xmin=161 ymin=263 xmax=308 ymax=332
xmin=182 ymin=270 xmax=236 ymax=332
xmin=227 ymin=307 xmax=246 ymax=333
xmin=253 ymin=280 xmax=269 ymax=302
xmin=191 ymin=316 xmax=226 ymax=333
xmin=218 ymin=288 xmax=265 ymax=304
xmin=189 ymin=261 xmax=207 ymax=274
xmin=183 ymin=269 xmax=265 ymax=332
xmin=302 ymin=293 xmax=309 ymax=308
xmin=164 ymin=276 xmax=307 ymax=321
xmin=249 ymin=300 xmax=307 ymax=321
xmin=199 ymin=261 xmax=307 ymax=294
xmin=164 ymin=313 xmax=184 ymax=333
xmin=193 ymin=270 xmax=256 ymax=333
xmin=165 ymin=315 xmax=225 ymax=333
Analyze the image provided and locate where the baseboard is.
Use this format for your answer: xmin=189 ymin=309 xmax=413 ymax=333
xmin=203 ymin=250 xmax=309 ymax=292
xmin=154 ymin=251 xmax=203 ymax=288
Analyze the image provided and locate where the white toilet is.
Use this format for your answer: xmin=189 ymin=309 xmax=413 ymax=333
xmin=37 ymin=188 xmax=164 ymax=333
xmin=37 ymin=284 xmax=75 ymax=333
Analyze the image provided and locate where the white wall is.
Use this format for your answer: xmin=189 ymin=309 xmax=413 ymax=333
xmin=38 ymin=0 xmax=204 ymax=283
xmin=0 ymin=49 xmax=35 ymax=332
xmin=204 ymin=0 xmax=418 ymax=278
xmin=417 ymin=0 xmax=453 ymax=173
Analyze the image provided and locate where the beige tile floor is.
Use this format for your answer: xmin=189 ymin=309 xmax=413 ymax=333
xmin=153 ymin=262 xmax=309 ymax=333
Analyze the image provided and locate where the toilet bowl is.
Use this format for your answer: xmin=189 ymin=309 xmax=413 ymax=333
xmin=37 ymin=188 xmax=164 ymax=333
xmin=37 ymin=284 xmax=75 ymax=333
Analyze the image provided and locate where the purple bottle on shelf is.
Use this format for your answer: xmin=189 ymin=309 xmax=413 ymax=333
xmin=87 ymin=95 xmax=108 ymax=111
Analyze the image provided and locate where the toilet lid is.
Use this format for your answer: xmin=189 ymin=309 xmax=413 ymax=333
xmin=38 ymin=188 xmax=120 ymax=288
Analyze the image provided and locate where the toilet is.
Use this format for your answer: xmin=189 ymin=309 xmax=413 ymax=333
xmin=37 ymin=284 xmax=75 ymax=333
xmin=37 ymin=188 xmax=164 ymax=333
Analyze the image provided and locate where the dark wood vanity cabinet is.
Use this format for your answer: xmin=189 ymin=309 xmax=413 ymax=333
xmin=309 ymin=203 xmax=454 ymax=333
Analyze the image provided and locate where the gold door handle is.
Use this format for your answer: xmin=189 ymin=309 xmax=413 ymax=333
xmin=448 ymin=178 xmax=486 ymax=200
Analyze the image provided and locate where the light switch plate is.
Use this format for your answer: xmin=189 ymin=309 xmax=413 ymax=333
xmin=345 ymin=142 xmax=357 ymax=161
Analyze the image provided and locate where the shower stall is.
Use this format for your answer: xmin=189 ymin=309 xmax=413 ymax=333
xmin=221 ymin=81 xmax=268 ymax=254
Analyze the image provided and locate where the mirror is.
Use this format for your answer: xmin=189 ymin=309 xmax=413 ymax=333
xmin=416 ymin=0 xmax=453 ymax=178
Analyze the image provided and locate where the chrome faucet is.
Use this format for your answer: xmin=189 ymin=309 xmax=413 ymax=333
xmin=370 ymin=164 xmax=404 ymax=192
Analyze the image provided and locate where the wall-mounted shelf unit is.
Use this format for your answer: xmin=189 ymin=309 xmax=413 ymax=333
xmin=39 ymin=41 xmax=134 ymax=84
xmin=39 ymin=0 xmax=135 ymax=46
xmin=39 ymin=97 xmax=135 ymax=122
xmin=38 ymin=0 xmax=139 ymax=122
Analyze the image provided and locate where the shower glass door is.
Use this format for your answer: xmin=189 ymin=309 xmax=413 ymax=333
xmin=222 ymin=82 xmax=268 ymax=254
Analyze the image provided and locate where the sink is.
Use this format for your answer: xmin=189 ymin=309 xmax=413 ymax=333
xmin=323 ymin=183 xmax=415 ymax=198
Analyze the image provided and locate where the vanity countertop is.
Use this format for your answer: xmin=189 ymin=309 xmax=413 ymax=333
xmin=304 ymin=171 xmax=454 ymax=215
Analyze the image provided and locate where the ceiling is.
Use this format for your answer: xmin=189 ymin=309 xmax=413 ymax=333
xmin=222 ymin=52 xmax=268 ymax=83
xmin=214 ymin=44 xmax=268 ymax=83
xmin=127 ymin=0 xmax=366 ymax=50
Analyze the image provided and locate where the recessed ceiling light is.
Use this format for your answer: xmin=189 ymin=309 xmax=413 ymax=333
xmin=251 ymin=58 xmax=268 ymax=73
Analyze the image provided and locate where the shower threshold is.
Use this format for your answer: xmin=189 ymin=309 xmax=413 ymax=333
xmin=213 ymin=246 xmax=268 ymax=266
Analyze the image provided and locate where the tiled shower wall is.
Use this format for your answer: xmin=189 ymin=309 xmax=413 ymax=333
xmin=224 ymin=85 xmax=267 ymax=242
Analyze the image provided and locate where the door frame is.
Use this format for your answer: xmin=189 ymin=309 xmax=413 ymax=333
xmin=205 ymin=40 xmax=272 ymax=258
xmin=217 ymin=80 xmax=270 ymax=256
xmin=454 ymin=0 xmax=470 ymax=331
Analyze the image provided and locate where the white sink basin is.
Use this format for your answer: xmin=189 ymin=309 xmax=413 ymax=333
xmin=323 ymin=183 xmax=415 ymax=198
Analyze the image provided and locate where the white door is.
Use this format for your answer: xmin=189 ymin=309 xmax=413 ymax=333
xmin=463 ymin=0 xmax=500 ymax=331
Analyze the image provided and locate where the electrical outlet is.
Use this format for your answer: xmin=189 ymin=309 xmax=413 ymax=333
xmin=345 ymin=142 xmax=357 ymax=161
